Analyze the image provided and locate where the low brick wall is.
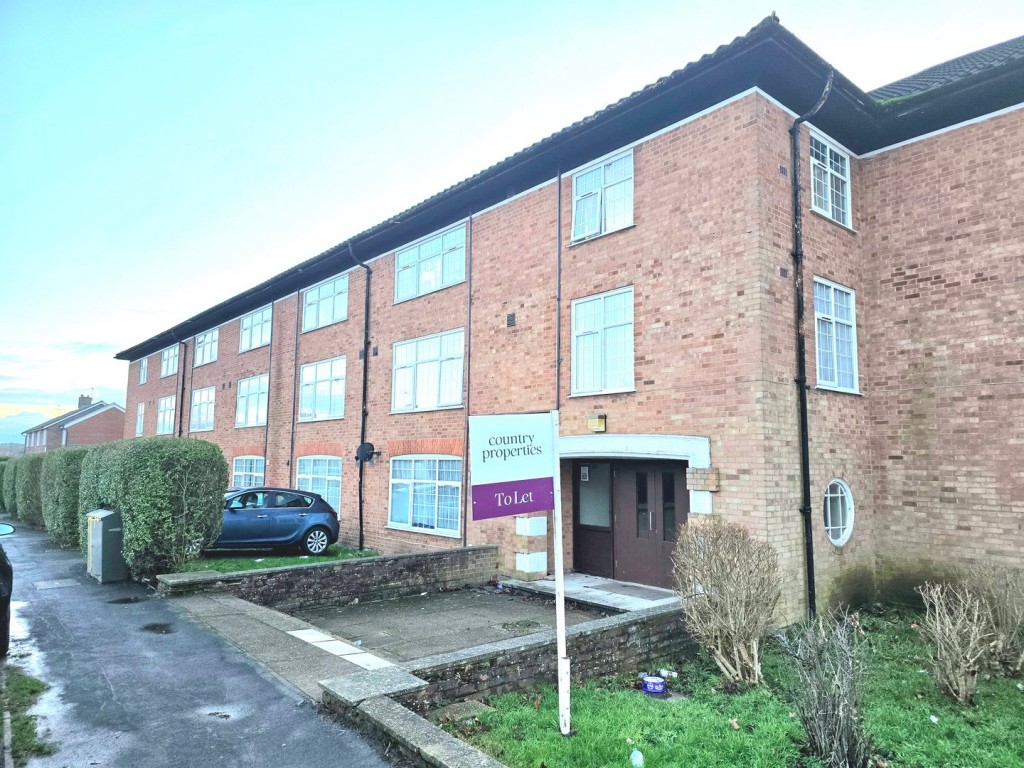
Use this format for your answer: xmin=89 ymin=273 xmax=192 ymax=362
xmin=400 ymin=603 xmax=693 ymax=713
xmin=157 ymin=545 xmax=499 ymax=611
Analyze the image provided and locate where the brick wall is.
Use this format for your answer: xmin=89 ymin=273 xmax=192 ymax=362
xmin=158 ymin=545 xmax=499 ymax=611
xmin=64 ymin=407 xmax=125 ymax=447
xmin=858 ymin=109 xmax=1024 ymax=577
xmin=400 ymin=603 xmax=693 ymax=712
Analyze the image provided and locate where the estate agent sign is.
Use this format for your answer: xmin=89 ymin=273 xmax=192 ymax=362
xmin=468 ymin=412 xmax=556 ymax=520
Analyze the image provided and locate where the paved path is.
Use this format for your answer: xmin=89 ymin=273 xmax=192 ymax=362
xmin=2 ymin=526 xmax=405 ymax=768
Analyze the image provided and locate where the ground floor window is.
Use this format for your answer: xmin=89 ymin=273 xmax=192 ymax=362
xmin=388 ymin=456 xmax=461 ymax=535
xmin=232 ymin=456 xmax=265 ymax=488
xmin=295 ymin=455 xmax=342 ymax=511
xmin=823 ymin=479 xmax=854 ymax=546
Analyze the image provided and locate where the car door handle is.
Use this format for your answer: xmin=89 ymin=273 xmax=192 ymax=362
xmin=297 ymin=513 xmax=308 ymax=517
xmin=256 ymin=514 xmax=269 ymax=519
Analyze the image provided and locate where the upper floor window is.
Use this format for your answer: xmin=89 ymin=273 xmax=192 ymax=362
xmin=235 ymin=374 xmax=269 ymax=427
xmin=139 ymin=358 xmax=148 ymax=385
xmin=299 ymin=356 xmax=346 ymax=421
xmin=302 ymin=275 xmax=348 ymax=332
xmin=388 ymin=456 xmax=461 ymax=536
xmin=135 ymin=402 xmax=144 ymax=436
xmin=156 ymin=395 xmax=175 ymax=435
xmin=572 ymin=150 xmax=633 ymax=242
xmin=232 ymin=456 xmax=265 ymax=488
xmin=295 ymin=455 xmax=342 ymax=511
xmin=571 ymin=286 xmax=634 ymax=395
xmin=813 ymin=278 xmax=859 ymax=393
xmin=810 ymin=135 xmax=851 ymax=227
xmin=194 ymin=329 xmax=219 ymax=367
xmin=392 ymin=329 xmax=464 ymax=412
xmin=160 ymin=345 xmax=178 ymax=378
xmin=240 ymin=306 xmax=272 ymax=352
xmin=395 ymin=226 xmax=466 ymax=303
xmin=190 ymin=386 xmax=215 ymax=432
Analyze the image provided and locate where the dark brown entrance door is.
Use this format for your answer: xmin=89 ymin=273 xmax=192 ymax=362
xmin=572 ymin=462 xmax=613 ymax=578
xmin=612 ymin=462 xmax=688 ymax=588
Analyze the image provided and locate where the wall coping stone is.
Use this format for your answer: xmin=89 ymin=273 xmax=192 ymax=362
xmin=321 ymin=668 xmax=427 ymax=706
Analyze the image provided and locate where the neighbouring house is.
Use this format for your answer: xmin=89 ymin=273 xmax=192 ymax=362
xmin=115 ymin=17 xmax=1024 ymax=622
xmin=22 ymin=396 xmax=126 ymax=455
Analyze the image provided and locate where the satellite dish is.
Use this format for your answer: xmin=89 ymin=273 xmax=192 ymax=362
xmin=355 ymin=442 xmax=376 ymax=462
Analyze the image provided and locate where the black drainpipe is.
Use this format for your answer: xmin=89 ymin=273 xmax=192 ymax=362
xmin=176 ymin=339 xmax=188 ymax=437
xmin=351 ymin=242 xmax=372 ymax=551
xmin=789 ymin=68 xmax=834 ymax=620
xmin=555 ymin=167 xmax=563 ymax=409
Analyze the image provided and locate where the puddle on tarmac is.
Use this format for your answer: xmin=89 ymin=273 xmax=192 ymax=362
xmin=107 ymin=596 xmax=143 ymax=605
xmin=141 ymin=622 xmax=174 ymax=634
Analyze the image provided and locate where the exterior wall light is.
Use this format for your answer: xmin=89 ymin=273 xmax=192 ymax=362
xmin=587 ymin=414 xmax=607 ymax=433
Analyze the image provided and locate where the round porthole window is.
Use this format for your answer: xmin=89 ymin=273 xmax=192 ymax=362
xmin=823 ymin=479 xmax=854 ymax=546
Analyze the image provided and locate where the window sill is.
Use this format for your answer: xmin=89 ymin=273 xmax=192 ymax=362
xmin=234 ymin=423 xmax=268 ymax=429
xmin=390 ymin=404 xmax=464 ymax=415
xmin=190 ymin=427 xmax=214 ymax=433
xmin=385 ymin=524 xmax=461 ymax=539
xmin=301 ymin=317 xmax=349 ymax=335
xmin=815 ymin=384 xmax=862 ymax=396
xmin=193 ymin=360 xmax=217 ymax=369
xmin=809 ymin=207 xmax=857 ymax=234
xmin=393 ymin=277 xmax=467 ymax=306
xmin=298 ymin=415 xmax=345 ymax=423
xmin=568 ymin=387 xmax=636 ymax=399
xmin=239 ymin=343 xmax=271 ymax=355
xmin=568 ymin=223 xmax=635 ymax=247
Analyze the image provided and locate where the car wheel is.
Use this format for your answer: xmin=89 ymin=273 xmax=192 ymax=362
xmin=300 ymin=527 xmax=331 ymax=556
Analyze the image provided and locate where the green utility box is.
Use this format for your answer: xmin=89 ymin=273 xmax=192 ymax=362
xmin=86 ymin=509 xmax=129 ymax=583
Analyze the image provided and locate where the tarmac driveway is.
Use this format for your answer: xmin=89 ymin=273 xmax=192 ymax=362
xmin=294 ymin=587 xmax=603 ymax=662
xmin=1 ymin=525 xmax=406 ymax=768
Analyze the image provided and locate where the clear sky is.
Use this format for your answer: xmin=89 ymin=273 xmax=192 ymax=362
xmin=2 ymin=0 xmax=1022 ymax=444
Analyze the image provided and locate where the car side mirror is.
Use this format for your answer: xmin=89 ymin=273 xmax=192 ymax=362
xmin=0 ymin=523 xmax=14 ymax=536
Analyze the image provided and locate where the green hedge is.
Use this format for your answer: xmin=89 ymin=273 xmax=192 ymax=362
xmin=2 ymin=457 xmax=17 ymax=517
xmin=41 ymin=448 xmax=89 ymax=548
xmin=0 ymin=460 xmax=7 ymax=514
xmin=78 ymin=438 xmax=228 ymax=577
xmin=15 ymin=454 xmax=44 ymax=528
xmin=78 ymin=443 xmax=121 ymax=555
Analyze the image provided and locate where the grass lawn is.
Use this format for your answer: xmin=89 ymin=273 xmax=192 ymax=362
xmin=447 ymin=608 xmax=1024 ymax=768
xmin=183 ymin=544 xmax=378 ymax=573
xmin=3 ymin=665 xmax=56 ymax=767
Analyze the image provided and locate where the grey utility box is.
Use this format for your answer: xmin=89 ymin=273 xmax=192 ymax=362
xmin=86 ymin=509 xmax=129 ymax=583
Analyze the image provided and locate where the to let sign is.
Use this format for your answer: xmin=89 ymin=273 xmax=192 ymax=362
xmin=469 ymin=412 xmax=556 ymax=520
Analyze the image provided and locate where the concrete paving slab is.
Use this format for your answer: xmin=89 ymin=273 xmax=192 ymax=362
xmin=288 ymin=628 xmax=334 ymax=643
xmin=346 ymin=652 xmax=395 ymax=671
xmin=313 ymin=639 xmax=362 ymax=656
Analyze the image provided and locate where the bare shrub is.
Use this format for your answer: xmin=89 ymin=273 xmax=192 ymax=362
xmin=963 ymin=564 xmax=1024 ymax=673
xmin=916 ymin=581 xmax=993 ymax=703
xmin=778 ymin=613 xmax=871 ymax=768
xmin=672 ymin=518 xmax=781 ymax=685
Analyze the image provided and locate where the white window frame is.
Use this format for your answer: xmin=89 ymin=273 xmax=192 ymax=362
xmin=156 ymin=395 xmax=175 ymax=435
xmin=394 ymin=225 xmax=466 ymax=303
xmin=160 ymin=345 xmax=179 ymax=378
xmin=190 ymin=386 xmax=216 ymax=432
xmin=232 ymin=456 xmax=265 ymax=488
xmin=235 ymin=374 xmax=269 ymax=427
xmin=391 ymin=329 xmax=464 ymax=413
xmin=571 ymin=286 xmax=635 ymax=396
xmin=135 ymin=402 xmax=144 ymax=436
xmin=298 ymin=356 xmax=346 ymax=422
xmin=193 ymin=329 xmax=219 ymax=367
xmin=813 ymin=277 xmax=860 ymax=394
xmin=824 ymin=479 xmax=855 ymax=546
xmin=302 ymin=274 xmax=349 ymax=332
xmin=810 ymin=134 xmax=852 ymax=227
xmin=387 ymin=455 xmax=462 ymax=537
xmin=295 ymin=455 xmax=343 ymax=512
xmin=139 ymin=358 xmax=148 ymax=385
xmin=239 ymin=306 xmax=272 ymax=352
xmin=571 ymin=149 xmax=634 ymax=242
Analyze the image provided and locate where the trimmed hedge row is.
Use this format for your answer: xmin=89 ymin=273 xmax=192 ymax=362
xmin=41 ymin=447 xmax=88 ymax=548
xmin=15 ymin=454 xmax=44 ymax=528
xmin=2 ymin=457 xmax=17 ymax=517
xmin=0 ymin=459 xmax=7 ymax=514
xmin=79 ymin=437 xmax=228 ymax=577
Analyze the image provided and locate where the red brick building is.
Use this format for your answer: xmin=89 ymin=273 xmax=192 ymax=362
xmin=22 ymin=396 xmax=126 ymax=454
xmin=116 ymin=18 xmax=1024 ymax=621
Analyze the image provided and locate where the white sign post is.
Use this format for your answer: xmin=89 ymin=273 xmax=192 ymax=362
xmin=468 ymin=410 xmax=571 ymax=736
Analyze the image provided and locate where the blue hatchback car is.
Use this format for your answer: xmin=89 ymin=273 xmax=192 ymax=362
xmin=214 ymin=488 xmax=339 ymax=555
